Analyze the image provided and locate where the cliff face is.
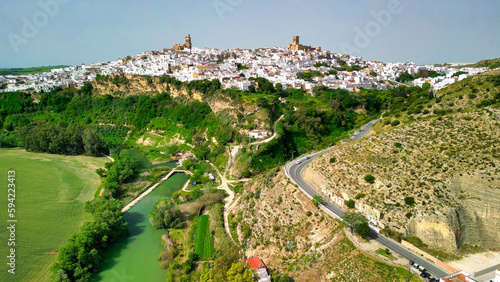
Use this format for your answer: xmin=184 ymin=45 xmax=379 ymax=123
xmin=91 ymin=74 xmax=202 ymax=100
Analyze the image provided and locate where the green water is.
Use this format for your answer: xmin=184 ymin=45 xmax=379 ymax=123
xmin=93 ymin=172 xmax=188 ymax=282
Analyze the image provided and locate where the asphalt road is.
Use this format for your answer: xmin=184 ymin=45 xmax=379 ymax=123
xmin=284 ymin=120 xmax=450 ymax=279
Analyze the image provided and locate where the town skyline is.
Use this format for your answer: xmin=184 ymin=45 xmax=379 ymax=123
xmin=1 ymin=0 xmax=500 ymax=68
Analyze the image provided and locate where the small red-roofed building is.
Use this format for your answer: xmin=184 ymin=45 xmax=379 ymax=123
xmin=245 ymin=257 xmax=271 ymax=282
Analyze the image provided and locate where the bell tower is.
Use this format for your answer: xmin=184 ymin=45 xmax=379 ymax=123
xmin=185 ymin=34 xmax=192 ymax=49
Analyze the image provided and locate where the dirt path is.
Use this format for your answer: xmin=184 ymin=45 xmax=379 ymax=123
xmin=208 ymin=162 xmax=238 ymax=246
xmin=247 ymin=114 xmax=284 ymax=146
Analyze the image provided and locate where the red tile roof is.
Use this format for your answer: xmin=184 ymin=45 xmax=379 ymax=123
xmin=245 ymin=257 xmax=267 ymax=269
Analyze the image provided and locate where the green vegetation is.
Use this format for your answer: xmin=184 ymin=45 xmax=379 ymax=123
xmin=462 ymin=57 xmax=500 ymax=69
xmin=149 ymin=199 xmax=183 ymax=229
xmin=297 ymin=71 xmax=324 ymax=81
xmin=342 ymin=212 xmax=370 ymax=238
xmin=375 ymin=248 xmax=393 ymax=258
xmin=396 ymin=71 xmax=414 ymax=83
xmin=312 ymin=195 xmax=323 ymax=206
xmin=364 ymin=174 xmax=375 ymax=184
xmin=404 ymin=196 xmax=415 ymax=206
xmin=236 ymin=63 xmax=248 ymax=70
xmin=0 ymin=65 xmax=67 ymax=75
xmin=194 ymin=215 xmax=214 ymax=259
xmin=0 ymin=150 xmax=107 ymax=281
xmin=355 ymin=222 xmax=371 ymax=238
xmin=226 ymin=262 xmax=257 ymax=282
xmin=345 ymin=199 xmax=355 ymax=208
xmin=50 ymin=196 xmax=128 ymax=281
xmin=101 ymin=150 xmax=137 ymax=197
xmin=355 ymin=193 xmax=366 ymax=199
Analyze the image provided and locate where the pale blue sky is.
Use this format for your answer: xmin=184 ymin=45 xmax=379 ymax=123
xmin=1 ymin=0 xmax=499 ymax=68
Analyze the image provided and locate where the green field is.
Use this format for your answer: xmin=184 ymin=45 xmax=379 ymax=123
xmin=0 ymin=149 xmax=107 ymax=281
xmin=0 ymin=65 xmax=68 ymax=75
xmin=194 ymin=215 xmax=214 ymax=259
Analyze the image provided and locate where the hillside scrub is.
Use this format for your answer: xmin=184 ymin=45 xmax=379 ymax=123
xmin=307 ymin=70 xmax=500 ymax=252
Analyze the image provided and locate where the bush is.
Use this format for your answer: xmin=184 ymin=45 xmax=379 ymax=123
xmin=364 ymin=174 xmax=375 ymax=184
xmin=329 ymin=157 xmax=336 ymax=163
xmin=404 ymin=196 xmax=415 ymax=206
xmin=391 ymin=120 xmax=401 ymax=126
xmin=345 ymin=199 xmax=355 ymax=208
xmin=241 ymin=170 xmax=251 ymax=178
xmin=381 ymin=228 xmax=404 ymax=242
xmin=405 ymin=212 xmax=413 ymax=219
xmin=355 ymin=193 xmax=366 ymax=199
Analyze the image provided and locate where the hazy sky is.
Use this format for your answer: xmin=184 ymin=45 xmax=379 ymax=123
xmin=1 ymin=0 xmax=499 ymax=68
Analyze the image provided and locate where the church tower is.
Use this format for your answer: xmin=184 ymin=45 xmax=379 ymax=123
xmin=185 ymin=34 xmax=192 ymax=49
xmin=293 ymin=36 xmax=299 ymax=45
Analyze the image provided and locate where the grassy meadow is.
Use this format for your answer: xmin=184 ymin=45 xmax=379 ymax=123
xmin=0 ymin=149 xmax=107 ymax=281
xmin=0 ymin=65 xmax=68 ymax=76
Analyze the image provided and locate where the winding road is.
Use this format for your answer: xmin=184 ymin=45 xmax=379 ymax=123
xmin=284 ymin=119 xmax=450 ymax=279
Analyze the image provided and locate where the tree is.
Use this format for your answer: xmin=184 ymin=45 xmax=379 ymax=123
xmin=312 ymin=195 xmax=323 ymax=207
xmin=355 ymin=222 xmax=371 ymax=238
xmin=345 ymin=199 xmax=355 ymax=208
xmin=149 ymin=199 xmax=183 ymax=229
xmin=342 ymin=212 xmax=367 ymax=232
xmin=83 ymin=127 xmax=103 ymax=156
xmin=226 ymin=263 xmax=257 ymax=282
xmin=364 ymin=174 xmax=375 ymax=184
xmin=190 ymin=187 xmax=204 ymax=200
xmin=404 ymin=197 xmax=415 ymax=206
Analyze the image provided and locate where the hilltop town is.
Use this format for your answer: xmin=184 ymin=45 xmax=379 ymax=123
xmin=0 ymin=35 xmax=494 ymax=94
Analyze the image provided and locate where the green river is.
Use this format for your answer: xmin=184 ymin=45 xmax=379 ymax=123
xmin=93 ymin=172 xmax=188 ymax=281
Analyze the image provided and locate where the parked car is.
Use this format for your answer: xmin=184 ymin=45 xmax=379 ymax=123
xmin=412 ymin=263 xmax=419 ymax=269
xmin=296 ymin=160 xmax=301 ymax=164
xmin=418 ymin=265 xmax=426 ymax=272
xmin=420 ymin=271 xmax=430 ymax=278
xmin=409 ymin=260 xmax=414 ymax=266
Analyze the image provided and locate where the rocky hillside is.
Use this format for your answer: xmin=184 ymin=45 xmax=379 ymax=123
xmin=229 ymin=171 xmax=422 ymax=281
xmin=91 ymin=74 xmax=272 ymax=130
xmin=305 ymin=70 xmax=500 ymax=253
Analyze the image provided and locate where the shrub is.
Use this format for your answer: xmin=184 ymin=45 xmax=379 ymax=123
xmin=329 ymin=157 xmax=336 ymax=163
xmin=364 ymin=174 xmax=375 ymax=184
xmin=405 ymin=212 xmax=413 ymax=219
xmin=345 ymin=199 xmax=355 ymax=208
xmin=391 ymin=120 xmax=400 ymax=126
xmin=355 ymin=193 xmax=366 ymax=199
xmin=404 ymin=197 xmax=415 ymax=206
xmin=306 ymin=211 xmax=312 ymax=217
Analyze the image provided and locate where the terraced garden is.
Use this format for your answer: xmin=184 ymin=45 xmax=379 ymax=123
xmin=194 ymin=215 xmax=214 ymax=259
